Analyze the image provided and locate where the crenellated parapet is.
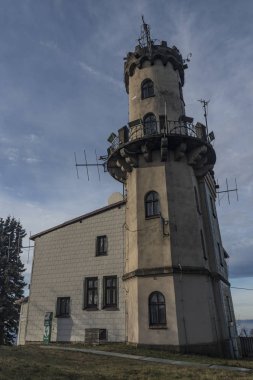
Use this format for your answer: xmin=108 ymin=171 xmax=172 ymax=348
xmin=124 ymin=42 xmax=185 ymax=94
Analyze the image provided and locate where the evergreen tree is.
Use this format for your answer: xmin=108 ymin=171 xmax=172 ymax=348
xmin=0 ymin=217 xmax=26 ymax=345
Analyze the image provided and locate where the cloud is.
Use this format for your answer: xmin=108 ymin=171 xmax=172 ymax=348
xmin=78 ymin=61 xmax=123 ymax=89
xmin=23 ymin=157 xmax=41 ymax=164
xmin=40 ymin=40 xmax=58 ymax=50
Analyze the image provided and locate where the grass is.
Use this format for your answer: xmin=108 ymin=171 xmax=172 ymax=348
xmin=54 ymin=342 xmax=253 ymax=369
xmin=0 ymin=345 xmax=252 ymax=380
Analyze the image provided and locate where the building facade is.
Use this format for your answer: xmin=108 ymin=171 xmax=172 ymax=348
xmin=25 ymin=201 xmax=126 ymax=344
xmin=20 ymin=23 xmax=239 ymax=358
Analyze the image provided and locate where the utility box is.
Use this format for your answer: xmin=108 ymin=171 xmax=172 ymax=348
xmin=43 ymin=312 xmax=53 ymax=344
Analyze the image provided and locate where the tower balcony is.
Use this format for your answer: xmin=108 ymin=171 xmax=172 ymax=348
xmin=107 ymin=120 xmax=216 ymax=183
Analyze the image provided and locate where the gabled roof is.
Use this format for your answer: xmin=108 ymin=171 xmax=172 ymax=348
xmin=30 ymin=200 xmax=125 ymax=240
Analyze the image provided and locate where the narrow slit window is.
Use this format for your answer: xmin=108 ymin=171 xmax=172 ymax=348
xmin=226 ymin=296 xmax=233 ymax=323
xmin=194 ymin=186 xmax=201 ymax=214
xmin=179 ymin=82 xmax=184 ymax=101
xmin=210 ymin=196 xmax=216 ymax=218
xmin=200 ymin=230 xmax=207 ymax=260
xmin=217 ymin=242 xmax=223 ymax=266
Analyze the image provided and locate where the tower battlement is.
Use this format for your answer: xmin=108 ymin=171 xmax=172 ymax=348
xmin=124 ymin=42 xmax=185 ymax=94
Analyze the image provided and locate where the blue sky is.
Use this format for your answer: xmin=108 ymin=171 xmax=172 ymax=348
xmin=0 ymin=0 xmax=253 ymax=319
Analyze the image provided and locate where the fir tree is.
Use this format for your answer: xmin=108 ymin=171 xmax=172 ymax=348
xmin=0 ymin=217 xmax=26 ymax=345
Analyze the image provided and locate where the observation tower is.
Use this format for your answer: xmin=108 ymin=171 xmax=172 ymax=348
xmin=107 ymin=19 xmax=239 ymax=357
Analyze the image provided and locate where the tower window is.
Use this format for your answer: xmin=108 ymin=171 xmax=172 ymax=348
xmin=149 ymin=291 xmax=166 ymax=327
xmin=96 ymin=235 xmax=108 ymax=256
xmin=145 ymin=191 xmax=160 ymax=218
xmin=141 ymin=79 xmax=154 ymax=99
xmin=143 ymin=113 xmax=157 ymax=135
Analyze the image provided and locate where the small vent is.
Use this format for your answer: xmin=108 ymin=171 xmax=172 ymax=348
xmin=85 ymin=328 xmax=107 ymax=344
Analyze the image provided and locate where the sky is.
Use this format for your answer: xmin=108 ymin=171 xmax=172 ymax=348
xmin=0 ymin=0 xmax=252 ymax=319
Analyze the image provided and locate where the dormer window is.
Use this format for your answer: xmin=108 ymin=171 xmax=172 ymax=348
xmin=143 ymin=113 xmax=157 ymax=135
xmin=141 ymin=79 xmax=154 ymax=99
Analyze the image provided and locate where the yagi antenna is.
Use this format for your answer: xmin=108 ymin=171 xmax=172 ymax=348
xmin=95 ymin=149 xmax=101 ymax=181
xmin=74 ymin=152 xmax=79 ymax=179
xmin=216 ymin=178 xmax=239 ymax=205
xmin=21 ymin=231 xmax=35 ymax=264
xmin=83 ymin=149 xmax=90 ymax=181
xmin=74 ymin=149 xmax=106 ymax=181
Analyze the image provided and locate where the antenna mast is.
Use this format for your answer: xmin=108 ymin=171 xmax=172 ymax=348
xmin=198 ymin=99 xmax=210 ymax=136
xmin=139 ymin=16 xmax=153 ymax=57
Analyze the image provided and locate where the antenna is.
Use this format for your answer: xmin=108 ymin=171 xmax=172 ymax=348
xmin=138 ymin=16 xmax=153 ymax=57
xmin=74 ymin=150 xmax=106 ymax=181
xmin=95 ymin=149 xmax=101 ymax=181
xmin=198 ymin=99 xmax=210 ymax=136
xmin=217 ymin=178 xmax=239 ymax=205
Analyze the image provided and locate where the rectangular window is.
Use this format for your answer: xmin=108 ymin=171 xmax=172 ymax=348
xmin=96 ymin=235 xmax=107 ymax=256
xmin=84 ymin=277 xmax=98 ymax=309
xmin=103 ymin=276 xmax=117 ymax=308
xmin=200 ymin=230 xmax=207 ymax=260
xmin=56 ymin=297 xmax=70 ymax=317
xmin=217 ymin=242 xmax=223 ymax=266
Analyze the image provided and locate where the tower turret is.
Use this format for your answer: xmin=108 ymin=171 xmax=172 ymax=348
xmin=107 ymin=19 xmax=239 ymax=358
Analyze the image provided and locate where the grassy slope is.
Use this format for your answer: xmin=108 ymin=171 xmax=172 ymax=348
xmin=0 ymin=346 xmax=253 ymax=380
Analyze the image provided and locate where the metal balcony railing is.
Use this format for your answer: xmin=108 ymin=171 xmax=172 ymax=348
xmin=109 ymin=120 xmax=210 ymax=152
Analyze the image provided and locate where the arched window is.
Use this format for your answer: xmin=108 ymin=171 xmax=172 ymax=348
xmin=145 ymin=191 xmax=160 ymax=218
xmin=141 ymin=79 xmax=154 ymax=99
xmin=149 ymin=291 xmax=166 ymax=326
xmin=143 ymin=113 xmax=157 ymax=135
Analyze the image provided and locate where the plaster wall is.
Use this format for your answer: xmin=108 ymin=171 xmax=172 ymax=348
xmin=165 ymin=156 xmax=209 ymax=268
xmin=125 ymin=277 xmax=139 ymax=343
xmin=128 ymin=60 xmax=185 ymax=125
xmin=25 ymin=204 xmax=126 ymax=343
xmin=126 ymin=152 xmax=171 ymax=273
xmin=137 ymin=276 xmax=179 ymax=345
xmin=174 ymin=274 xmax=218 ymax=345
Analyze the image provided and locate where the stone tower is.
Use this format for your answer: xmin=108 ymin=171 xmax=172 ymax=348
xmin=107 ymin=20 xmax=239 ymax=358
